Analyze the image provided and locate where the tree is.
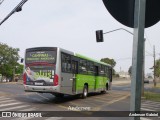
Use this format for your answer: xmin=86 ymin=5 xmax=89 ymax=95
xmin=100 ymin=58 xmax=116 ymax=67
xmin=15 ymin=63 xmax=24 ymax=75
xmin=155 ymin=59 xmax=160 ymax=77
xmin=0 ymin=43 xmax=20 ymax=80
xmin=128 ymin=66 xmax=132 ymax=76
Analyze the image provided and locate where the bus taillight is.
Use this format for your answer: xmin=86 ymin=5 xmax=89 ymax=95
xmin=23 ymin=73 xmax=27 ymax=85
xmin=54 ymin=74 xmax=59 ymax=86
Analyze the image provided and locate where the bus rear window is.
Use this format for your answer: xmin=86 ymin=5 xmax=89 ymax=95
xmin=25 ymin=51 xmax=56 ymax=64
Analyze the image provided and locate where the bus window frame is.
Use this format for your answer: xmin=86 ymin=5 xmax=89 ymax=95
xmin=61 ymin=52 xmax=72 ymax=73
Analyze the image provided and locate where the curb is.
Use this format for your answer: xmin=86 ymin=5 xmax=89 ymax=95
xmin=0 ymin=81 xmax=23 ymax=85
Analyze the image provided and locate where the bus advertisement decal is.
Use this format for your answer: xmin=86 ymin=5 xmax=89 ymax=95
xmin=25 ymin=67 xmax=54 ymax=86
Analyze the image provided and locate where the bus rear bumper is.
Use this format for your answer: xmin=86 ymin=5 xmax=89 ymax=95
xmin=24 ymin=85 xmax=60 ymax=93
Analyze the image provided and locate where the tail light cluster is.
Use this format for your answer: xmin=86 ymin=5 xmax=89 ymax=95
xmin=23 ymin=73 xmax=27 ymax=85
xmin=54 ymin=74 xmax=59 ymax=86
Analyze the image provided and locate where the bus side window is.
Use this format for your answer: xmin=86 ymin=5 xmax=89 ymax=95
xmin=99 ymin=65 xmax=105 ymax=76
xmin=79 ymin=59 xmax=87 ymax=74
xmin=94 ymin=66 xmax=99 ymax=76
xmin=105 ymin=66 xmax=109 ymax=77
xmin=61 ymin=53 xmax=71 ymax=73
xmin=87 ymin=61 xmax=94 ymax=75
xmin=71 ymin=60 xmax=78 ymax=74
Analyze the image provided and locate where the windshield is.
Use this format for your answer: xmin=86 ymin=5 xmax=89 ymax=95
xmin=25 ymin=50 xmax=56 ymax=64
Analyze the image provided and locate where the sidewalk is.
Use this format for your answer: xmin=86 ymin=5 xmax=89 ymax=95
xmin=112 ymin=78 xmax=131 ymax=85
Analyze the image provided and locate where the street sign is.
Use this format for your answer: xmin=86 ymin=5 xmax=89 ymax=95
xmin=102 ymin=0 xmax=160 ymax=28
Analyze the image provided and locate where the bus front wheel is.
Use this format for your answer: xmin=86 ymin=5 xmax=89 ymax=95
xmin=101 ymin=83 xmax=108 ymax=94
xmin=82 ymin=85 xmax=88 ymax=99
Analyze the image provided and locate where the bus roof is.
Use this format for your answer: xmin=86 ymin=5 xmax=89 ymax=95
xmin=75 ymin=53 xmax=112 ymax=67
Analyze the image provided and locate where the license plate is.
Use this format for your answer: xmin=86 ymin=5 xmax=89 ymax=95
xmin=34 ymin=82 xmax=44 ymax=86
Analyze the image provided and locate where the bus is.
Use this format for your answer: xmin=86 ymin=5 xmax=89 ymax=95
xmin=23 ymin=47 xmax=112 ymax=98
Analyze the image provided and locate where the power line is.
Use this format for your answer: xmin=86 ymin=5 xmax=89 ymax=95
xmin=116 ymin=53 xmax=155 ymax=61
xmin=145 ymin=51 xmax=153 ymax=56
xmin=115 ymin=57 xmax=132 ymax=61
xmin=144 ymin=32 xmax=153 ymax=51
xmin=0 ymin=0 xmax=4 ymax=5
xmin=0 ymin=0 xmax=28 ymax=26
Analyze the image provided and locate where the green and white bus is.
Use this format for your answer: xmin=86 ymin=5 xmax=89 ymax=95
xmin=23 ymin=47 xmax=112 ymax=98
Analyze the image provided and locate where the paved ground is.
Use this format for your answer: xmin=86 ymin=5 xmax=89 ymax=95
xmin=0 ymin=78 xmax=160 ymax=120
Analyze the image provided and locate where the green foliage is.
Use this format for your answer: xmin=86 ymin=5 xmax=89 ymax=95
xmin=155 ymin=59 xmax=160 ymax=77
xmin=15 ymin=63 xmax=24 ymax=75
xmin=100 ymin=58 xmax=116 ymax=67
xmin=144 ymin=92 xmax=160 ymax=102
xmin=0 ymin=43 xmax=20 ymax=78
xmin=128 ymin=66 xmax=132 ymax=76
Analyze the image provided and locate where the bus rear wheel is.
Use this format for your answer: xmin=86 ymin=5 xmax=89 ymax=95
xmin=82 ymin=85 xmax=88 ymax=99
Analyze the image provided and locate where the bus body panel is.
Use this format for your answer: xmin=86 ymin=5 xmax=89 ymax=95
xmin=24 ymin=47 xmax=61 ymax=94
xmin=75 ymin=74 xmax=95 ymax=94
xmin=24 ymin=85 xmax=60 ymax=93
xmin=60 ymin=73 xmax=74 ymax=95
xmin=23 ymin=47 xmax=112 ymax=96
xmin=95 ymin=76 xmax=108 ymax=91
xmin=58 ymin=48 xmax=75 ymax=95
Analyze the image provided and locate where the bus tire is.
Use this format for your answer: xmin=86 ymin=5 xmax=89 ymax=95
xmin=101 ymin=83 xmax=108 ymax=94
xmin=82 ymin=85 xmax=88 ymax=99
xmin=106 ymin=83 xmax=109 ymax=91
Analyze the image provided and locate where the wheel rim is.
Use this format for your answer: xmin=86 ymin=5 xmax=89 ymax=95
xmin=84 ymin=88 xmax=87 ymax=97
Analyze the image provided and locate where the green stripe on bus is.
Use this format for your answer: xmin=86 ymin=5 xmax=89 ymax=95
xmin=75 ymin=74 xmax=109 ymax=91
xmin=75 ymin=53 xmax=111 ymax=66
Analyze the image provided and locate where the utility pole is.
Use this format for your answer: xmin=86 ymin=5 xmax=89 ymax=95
xmin=141 ymin=38 xmax=145 ymax=96
xmin=130 ymin=0 xmax=146 ymax=120
xmin=153 ymin=45 xmax=156 ymax=87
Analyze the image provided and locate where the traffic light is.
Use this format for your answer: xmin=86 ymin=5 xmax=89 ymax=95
xmin=20 ymin=58 xmax=24 ymax=63
xmin=96 ymin=30 xmax=104 ymax=42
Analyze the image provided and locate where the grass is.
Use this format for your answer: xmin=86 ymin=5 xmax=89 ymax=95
xmin=144 ymin=92 xmax=160 ymax=102
xmin=154 ymin=84 xmax=160 ymax=88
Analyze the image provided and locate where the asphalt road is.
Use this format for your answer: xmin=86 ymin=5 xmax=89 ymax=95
xmin=0 ymin=79 xmax=159 ymax=120
xmin=0 ymin=81 xmax=130 ymax=120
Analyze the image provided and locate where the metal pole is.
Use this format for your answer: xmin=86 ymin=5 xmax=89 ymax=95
xmin=103 ymin=28 xmax=133 ymax=35
xmin=0 ymin=0 xmax=28 ymax=26
xmin=130 ymin=0 xmax=146 ymax=120
xmin=142 ymin=38 xmax=145 ymax=96
xmin=153 ymin=45 xmax=156 ymax=87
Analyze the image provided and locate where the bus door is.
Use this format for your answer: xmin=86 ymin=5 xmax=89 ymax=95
xmin=61 ymin=53 xmax=77 ymax=95
xmin=61 ymin=53 xmax=73 ymax=94
xmin=71 ymin=60 xmax=78 ymax=94
xmin=108 ymin=68 xmax=112 ymax=90
xmin=94 ymin=65 xmax=99 ymax=90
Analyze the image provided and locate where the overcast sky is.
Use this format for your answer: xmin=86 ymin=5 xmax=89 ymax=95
xmin=0 ymin=0 xmax=159 ymax=74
